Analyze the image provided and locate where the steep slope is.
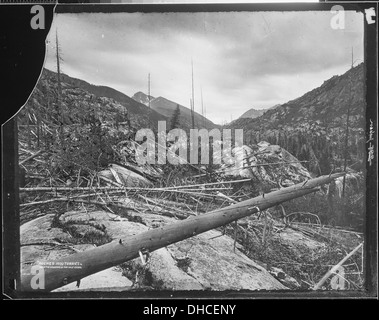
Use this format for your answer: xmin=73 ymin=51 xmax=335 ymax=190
xmin=132 ymin=92 xmax=217 ymax=131
xmin=43 ymin=68 xmax=167 ymax=127
xmin=230 ymin=64 xmax=365 ymax=132
xmin=20 ymin=69 xmax=128 ymax=126
xmin=228 ymin=64 xmax=366 ymax=175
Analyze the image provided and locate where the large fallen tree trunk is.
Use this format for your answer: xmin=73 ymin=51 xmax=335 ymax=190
xmin=20 ymin=173 xmax=344 ymax=292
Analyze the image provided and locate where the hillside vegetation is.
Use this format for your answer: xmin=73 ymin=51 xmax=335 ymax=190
xmin=132 ymin=91 xmax=217 ymax=131
xmin=228 ymin=64 xmax=365 ymax=175
xmin=17 ymin=64 xmax=365 ymax=293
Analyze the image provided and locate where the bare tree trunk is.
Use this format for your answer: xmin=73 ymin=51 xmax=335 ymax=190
xmin=55 ymin=30 xmax=65 ymax=151
xmin=36 ymin=117 xmax=40 ymax=148
xmin=26 ymin=114 xmax=31 ymax=148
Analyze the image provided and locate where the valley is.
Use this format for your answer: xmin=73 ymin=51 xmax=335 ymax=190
xmin=17 ymin=63 xmax=366 ymax=293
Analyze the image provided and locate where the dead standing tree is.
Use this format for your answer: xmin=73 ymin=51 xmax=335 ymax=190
xmin=55 ymin=30 xmax=65 ymax=151
xmin=20 ymin=173 xmax=344 ymax=292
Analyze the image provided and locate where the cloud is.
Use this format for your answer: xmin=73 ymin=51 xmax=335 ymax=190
xmin=45 ymin=10 xmax=364 ymax=125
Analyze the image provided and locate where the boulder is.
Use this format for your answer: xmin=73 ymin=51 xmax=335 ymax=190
xmin=20 ymin=213 xmax=143 ymax=292
xmin=166 ymin=229 xmax=286 ymax=290
xmin=217 ymin=141 xmax=311 ymax=185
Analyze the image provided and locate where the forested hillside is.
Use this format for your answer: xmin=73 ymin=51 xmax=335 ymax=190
xmin=228 ymin=64 xmax=365 ymax=175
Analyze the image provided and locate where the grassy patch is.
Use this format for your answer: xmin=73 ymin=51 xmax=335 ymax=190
xmin=227 ymin=221 xmax=364 ymax=290
xmin=176 ymin=257 xmax=191 ymax=273
xmin=51 ymin=213 xmax=112 ymax=246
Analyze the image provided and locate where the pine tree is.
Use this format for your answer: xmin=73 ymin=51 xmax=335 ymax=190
xmin=170 ymin=105 xmax=181 ymax=130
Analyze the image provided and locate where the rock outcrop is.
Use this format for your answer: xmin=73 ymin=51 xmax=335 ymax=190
xmin=214 ymin=141 xmax=311 ymax=187
xmin=21 ymin=210 xmax=290 ymax=291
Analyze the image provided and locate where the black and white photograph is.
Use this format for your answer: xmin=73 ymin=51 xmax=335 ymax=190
xmin=1 ymin=1 xmax=377 ymax=300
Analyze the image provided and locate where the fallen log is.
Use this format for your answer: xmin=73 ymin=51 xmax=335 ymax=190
xmin=20 ymin=173 xmax=344 ymax=292
xmin=19 ymin=190 xmax=126 ymax=207
xmin=162 ymin=178 xmax=252 ymax=189
xmin=20 ymin=186 xmax=233 ymax=193
xmin=19 ymin=149 xmax=43 ymax=165
xmin=313 ymin=242 xmax=363 ymax=290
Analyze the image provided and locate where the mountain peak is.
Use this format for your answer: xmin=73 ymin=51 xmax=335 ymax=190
xmin=41 ymin=68 xmax=167 ymax=128
xmin=239 ymin=108 xmax=266 ymax=119
xmin=132 ymin=91 xmax=155 ymax=106
xmin=132 ymin=93 xmax=217 ymax=130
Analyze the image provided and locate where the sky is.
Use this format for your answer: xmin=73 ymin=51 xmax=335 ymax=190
xmin=44 ymin=8 xmax=363 ymax=125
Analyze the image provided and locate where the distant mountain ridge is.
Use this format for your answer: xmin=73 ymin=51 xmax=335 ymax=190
xmin=20 ymin=68 xmax=169 ymax=131
xmin=229 ymin=64 xmax=365 ymax=133
xmin=238 ymin=108 xmax=266 ymax=119
xmin=227 ymin=63 xmax=366 ymax=175
xmin=43 ymin=68 xmax=167 ymax=126
xmin=132 ymin=91 xmax=217 ymax=130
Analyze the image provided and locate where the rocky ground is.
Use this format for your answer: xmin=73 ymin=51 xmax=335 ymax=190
xmin=17 ymin=61 xmax=365 ymax=293
xmin=21 ymin=210 xmax=320 ymax=292
xmin=19 ymin=142 xmax=364 ymax=292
